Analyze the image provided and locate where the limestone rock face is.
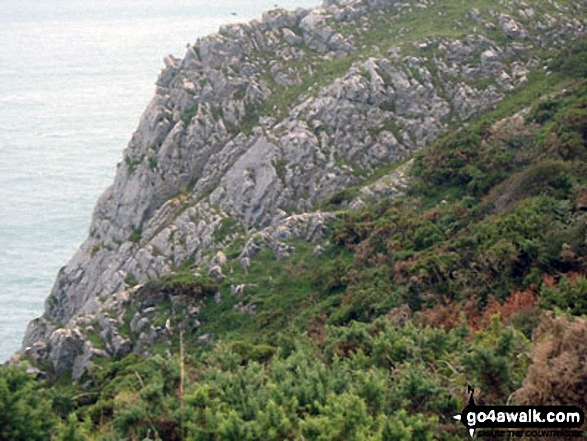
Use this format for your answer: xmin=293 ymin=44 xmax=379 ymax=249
xmin=46 ymin=329 xmax=85 ymax=378
xmin=18 ymin=0 xmax=587 ymax=376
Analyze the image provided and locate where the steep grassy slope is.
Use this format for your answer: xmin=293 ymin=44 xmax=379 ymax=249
xmin=3 ymin=36 xmax=587 ymax=441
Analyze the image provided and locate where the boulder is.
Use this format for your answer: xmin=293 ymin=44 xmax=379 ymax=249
xmin=209 ymin=265 xmax=224 ymax=281
xmin=47 ymin=328 xmax=85 ymax=377
xmin=213 ymin=251 xmax=228 ymax=267
xmin=499 ymin=13 xmax=528 ymax=39
xmin=198 ymin=333 xmax=212 ymax=345
xmin=481 ymin=49 xmax=501 ymax=65
xmin=282 ymin=28 xmax=302 ymax=45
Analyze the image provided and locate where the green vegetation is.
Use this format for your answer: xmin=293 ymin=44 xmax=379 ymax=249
xmin=90 ymin=243 xmax=101 ymax=258
xmin=124 ymin=271 xmax=138 ymax=288
xmin=151 ymin=271 xmax=218 ymax=300
xmin=181 ymin=104 xmax=199 ymax=125
xmin=3 ymin=10 xmax=587 ymax=441
xmin=128 ymin=229 xmax=142 ymax=244
xmin=148 ymin=156 xmax=158 ymax=171
xmin=212 ymin=216 xmax=239 ymax=243
xmin=0 ymin=367 xmax=58 ymax=440
xmin=124 ymin=155 xmax=143 ymax=174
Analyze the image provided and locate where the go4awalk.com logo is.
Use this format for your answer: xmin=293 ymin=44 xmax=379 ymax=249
xmin=453 ymin=387 xmax=585 ymax=438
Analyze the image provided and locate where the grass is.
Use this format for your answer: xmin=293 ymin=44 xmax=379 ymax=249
xmin=128 ymin=229 xmax=142 ymax=244
xmin=181 ymin=104 xmax=199 ymax=125
xmin=86 ymin=330 xmax=106 ymax=350
xmin=212 ymin=217 xmax=239 ymax=243
xmin=90 ymin=244 xmax=101 ymax=258
xmin=124 ymin=155 xmax=143 ymax=174
xmin=355 ymin=0 xmax=500 ymax=55
xmin=197 ymin=239 xmax=328 ymax=345
xmin=124 ymin=272 xmax=138 ymax=287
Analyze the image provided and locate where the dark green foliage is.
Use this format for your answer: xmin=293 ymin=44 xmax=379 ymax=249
xmin=551 ymin=38 xmax=587 ymax=79
xmin=124 ymin=271 xmax=138 ymax=287
xmin=323 ymin=188 xmax=360 ymax=209
xmin=128 ymin=229 xmax=141 ymax=244
xmin=526 ymin=97 xmax=563 ymax=124
xmin=411 ymin=123 xmax=532 ymax=199
xmin=213 ymin=216 xmax=238 ymax=242
xmin=148 ymin=271 xmax=218 ymax=299
xmin=550 ymin=105 xmax=587 ymax=161
xmin=479 ymin=160 xmax=574 ymax=214
xmin=34 ymin=317 xmax=528 ymax=440
xmin=461 ymin=317 xmax=530 ymax=403
xmin=210 ymin=105 xmax=224 ymax=120
xmin=541 ymin=275 xmax=587 ymax=315
xmin=124 ymin=155 xmax=143 ymax=174
xmin=148 ymin=156 xmax=158 ymax=171
xmin=0 ymin=366 xmax=58 ymax=440
xmin=181 ymin=104 xmax=199 ymax=125
xmin=232 ymin=87 xmax=246 ymax=101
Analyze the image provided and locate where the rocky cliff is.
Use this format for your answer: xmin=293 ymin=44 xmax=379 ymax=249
xmin=18 ymin=0 xmax=586 ymax=379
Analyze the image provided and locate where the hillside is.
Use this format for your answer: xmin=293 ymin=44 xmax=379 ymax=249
xmin=3 ymin=0 xmax=587 ymax=439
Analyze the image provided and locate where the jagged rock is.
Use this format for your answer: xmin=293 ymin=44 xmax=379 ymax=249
xmin=231 ymin=284 xmax=246 ymax=297
xmin=72 ymin=344 xmax=108 ymax=382
xmin=136 ymin=317 xmax=150 ymax=332
xmin=274 ymin=242 xmax=293 ymax=260
xmin=110 ymin=335 xmax=131 ymax=358
xmin=499 ymin=13 xmax=528 ymax=39
xmin=239 ymin=256 xmax=251 ymax=272
xmin=357 ymin=160 xmax=411 ymax=203
xmin=137 ymin=331 xmax=155 ymax=350
xmin=282 ymin=28 xmax=302 ymax=45
xmin=313 ymin=245 xmax=325 ymax=257
xmin=468 ymin=8 xmax=481 ymax=22
xmin=213 ymin=251 xmax=228 ymax=267
xmin=237 ymin=212 xmax=335 ymax=263
xmin=234 ymin=302 xmax=256 ymax=315
xmin=349 ymin=199 xmax=366 ymax=210
xmin=481 ymin=49 xmax=501 ymax=65
xmin=209 ymin=265 xmax=224 ymax=281
xmin=23 ymin=341 xmax=48 ymax=366
xmin=47 ymin=328 xmax=85 ymax=377
xmin=130 ymin=313 xmax=142 ymax=333
xmin=198 ymin=333 xmax=212 ymax=345
xmin=25 ymin=366 xmax=47 ymax=381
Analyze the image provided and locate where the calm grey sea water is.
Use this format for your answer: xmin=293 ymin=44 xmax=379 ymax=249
xmin=0 ymin=0 xmax=319 ymax=361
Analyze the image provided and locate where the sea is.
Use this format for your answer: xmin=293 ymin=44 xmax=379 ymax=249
xmin=0 ymin=0 xmax=319 ymax=362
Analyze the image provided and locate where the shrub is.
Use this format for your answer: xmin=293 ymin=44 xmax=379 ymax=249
xmin=0 ymin=366 xmax=58 ymax=440
xmin=128 ymin=229 xmax=142 ymax=244
xmin=511 ymin=314 xmax=587 ymax=413
xmin=541 ymin=274 xmax=587 ymax=315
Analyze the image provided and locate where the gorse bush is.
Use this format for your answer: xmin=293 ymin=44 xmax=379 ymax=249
xmin=0 ymin=366 xmax=58 ymax=441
